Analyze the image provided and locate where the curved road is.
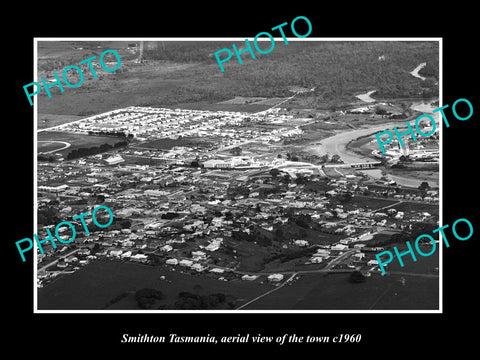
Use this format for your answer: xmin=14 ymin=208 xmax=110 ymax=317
xmin=38 ymin=140 xmax=71 ymax=154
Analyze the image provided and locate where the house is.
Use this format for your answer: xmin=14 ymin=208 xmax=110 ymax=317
xmin=241 ymin=275 xmax=258 ymax=281
xmin=331 ymin=244 xmax=349 ymax=251
xmin=64 ymin=256 xmax=78 ymax=263
xmin=293 ymin=240 xmax=309 ymax=247
xmin=121 ymin=251 xmax=132 ymax=259
xmin=179 ymin=259 xmax=193 ymax=267
xmin=104 ymin=155 xmax=124 ymax=165
xmin=77 ymin=248 xmax=91 ymax=256
xmin=166 ymin=258 xmax=179 ymax=265
xmin=191 ymin=263 xmax=206 ymax=272
xmin=377 ymin=219 xmax=387 ymax=226
xmin=209 ymin=268 xmax=225 ymax=274
xmin=353 ymin=252 xmax=365 ymax=261
xmin=57 ymin=261 xmax=68 ymax=268
xmin=130 ymin=253 xmax=148 ymax=263
xmin=267 ymin=274 xmax=284 ymax=282
xmin=205 ymin=239 xmax=222 ymax=251
xmin=109 ymin=249 xmax=123 ymax=257
xmin=315 ymin=249 xmax=331 ymax=257
xmin=191 ymin=250 xmax=207 ymax=260
xmin=160 ymin=245 xmax=173 ymax=252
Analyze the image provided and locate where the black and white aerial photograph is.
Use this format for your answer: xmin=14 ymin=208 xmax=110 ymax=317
xmin=34 ymin=39 xmax=441 ymax=311
xmin=7 ymin=6 xmax=479 ymax=355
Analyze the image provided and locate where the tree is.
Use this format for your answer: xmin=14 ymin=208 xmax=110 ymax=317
xmin=418 ymin=182 xmax=430 ymax=191
xmin=270 ymin=168 xmax=280 ymax=178
xmin=379 ymin=157 xmax=390 ymax=167
xmin=320 ymin=154 xmax=330 ymax=163
xmin=339 ymin=191 xmax=353 ymax=203
xmin=229 ymin=146 xmax=242 ymax=156
xmin=224 ymin=211 xmax=233 ymax=224
xmin=135 ymin=288 xmax=164 ymax=309
xmin=330 ymin=154 xmax=342 ymax=163
xmin=349 ymin=271 xmax=366 ymax=283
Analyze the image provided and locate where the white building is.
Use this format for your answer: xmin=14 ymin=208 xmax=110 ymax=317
xmin=267 ymin=274 xmax=284 ymax=282
xmin=179 ymin=259 xmax=193 ymax=267
xmin=166 ymin=258 xmax=179 ymax=265
xmin=130 ymin=253 xmax=148 ymax=263
xmin=160 ymin=245 xmax=173 ymax=252
xmin=104 ymin=155 xmax=125 ymax=165
xmin=294 ymin=240 xmax=309 ymax=247
xmin=209 ymin=268 xmax=225 ymax=274
xmin=331 ymin=244 xmax=349 ymax=251
xmin=203 ymin=159 xmax=232 ymax=169
xmin=191 ymin=263 xmax=206 ymax=272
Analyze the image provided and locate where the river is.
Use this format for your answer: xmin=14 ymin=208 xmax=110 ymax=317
xmin=307 ymin=83 xmax=439 ymax=187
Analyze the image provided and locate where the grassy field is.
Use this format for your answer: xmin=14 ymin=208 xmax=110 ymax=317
xmin=38 ymin=114 xmax=85 ymax=129
xmin=37 ymin=131 xmax=125 ymax=158
xmin=38 ymin=259 xmax=272 ymax=310
xmin=392 ymin=201 xmax=439 ymax=217
xmin=339 ymin=196 xmax=400 ymax=212
xmin=241 ymin=246 xmax=439 ymax=310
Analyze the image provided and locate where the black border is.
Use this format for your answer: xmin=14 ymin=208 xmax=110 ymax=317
xmin=7 ymin=5 xmax=478 ymax=354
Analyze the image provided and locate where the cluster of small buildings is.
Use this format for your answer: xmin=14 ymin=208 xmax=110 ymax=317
xmin=36 ymin=105 xmax=439 ymax=285
xmin=43 ymin=107 xmax=304 ymax=151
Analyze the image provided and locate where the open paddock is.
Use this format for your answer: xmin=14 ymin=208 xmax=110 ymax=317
xmin=37 ymin=131 xmax=125 ymax=158
xmin=38 ymin=259 xmax=272 ymax=310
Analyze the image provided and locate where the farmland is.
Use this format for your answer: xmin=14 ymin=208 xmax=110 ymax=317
xmin=38 ymin=259 xmax=272 ymax=310
xmin=240 ymin=246 xmax=439 ymax=310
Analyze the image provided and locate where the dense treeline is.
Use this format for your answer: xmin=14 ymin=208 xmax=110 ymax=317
xmin=172 ymin=292 xmax=231 ymax=310
xmin=66 ymin=141 xmax=128 ymax=160
xmin=142 ymin=41 xmax=438 ymax=104
xmin=135 ymin=288 xmax=164 ymax=309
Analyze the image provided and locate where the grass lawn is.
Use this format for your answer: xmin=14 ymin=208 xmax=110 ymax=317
xmin=392 ymin=201 xmax=439 ymax=217
xmin=38 ymin=259 xmax=271 ymax=310
xmin=241 ymin=248 xmax=439 ymax=310
xmin=37 ymin=131 xmax=126 ymax=158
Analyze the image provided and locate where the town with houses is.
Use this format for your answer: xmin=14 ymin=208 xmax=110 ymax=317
xmin=36 ymin=104 xmax=439 ymax=306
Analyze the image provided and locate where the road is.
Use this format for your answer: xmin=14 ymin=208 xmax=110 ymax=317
xmin=235 ymin=273 xmax=298 ymax=310
xmin=324 ymin=249 xmax=359 ymax=270
xmin=38 ymin=140 xmax=71 ymax=154
xmin=37 ymin=248 xmax=80 ymax=272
